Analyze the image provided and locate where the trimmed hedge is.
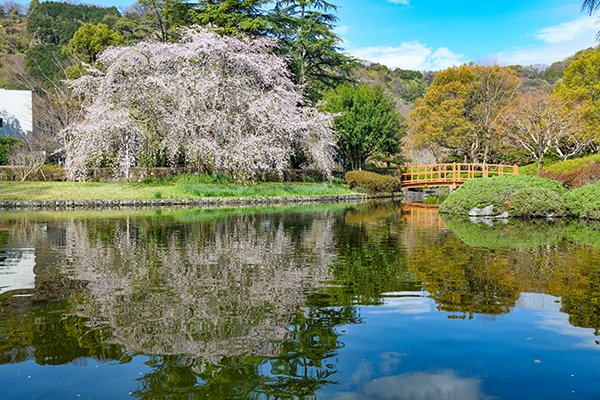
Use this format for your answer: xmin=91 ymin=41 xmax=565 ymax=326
xmin=508 ymin=187 xmax=567 ymax=218
xmin=439 ymin=176 xmax=566 ymax=215
xmin=563 ymin=182 xmax=600 ymax=220
xmin=345 ymin=170 xmax=402 ymax=194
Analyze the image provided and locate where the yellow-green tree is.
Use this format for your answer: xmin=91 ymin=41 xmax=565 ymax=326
xmin=65 ymin=23 xmax=123 ymax=64
xmin=554 ymin=46 xmax=600 ymax=147
xmin=408 ymin=64 xmax=520 ymax=163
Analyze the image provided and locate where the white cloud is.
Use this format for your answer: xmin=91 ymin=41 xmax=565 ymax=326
xmin=536 ymin=16 xmax=599 ymax=43
xmin=389 ymin=0 xmax=410 ymax=4
xmin=349 ymin=41 xmax=465 ymax=71
xmin=495 ymin=16 xmax=599 ymax=66
xmin=335 ymin=25 xmax=349 ymax=35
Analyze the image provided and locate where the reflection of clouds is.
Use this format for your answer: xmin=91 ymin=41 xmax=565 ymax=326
xmin=335 ymin=370 xmax=488 ymax=400
xmin=518 ymin=293 xmax=598 ymax=349
xmin=369 ymin=296 xmax=433 ymax=315
xmin=351 ymin=352 xmax=406 ymax=384
xmin=379 ymin=352 xmax=405 ymax=375
xmin=537 ymin=312 xmax=598 ymax=349
xmin=0 ymin=249 xmax=36 ymax=294
xmin=517 ymin=292 xmax=561 ymax=313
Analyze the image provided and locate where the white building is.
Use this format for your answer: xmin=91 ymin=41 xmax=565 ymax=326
xmin=0 ymin=89 xmax=33 ymax=137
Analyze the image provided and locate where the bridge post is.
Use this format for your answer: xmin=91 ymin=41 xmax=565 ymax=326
xmin=513 ymin=164 xmax=519 ymax=176
xmin=452 ymin=162 xmax=457 ymax=189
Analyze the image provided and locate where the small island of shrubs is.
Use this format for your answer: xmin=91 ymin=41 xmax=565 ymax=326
xmin=439 ymin=175 xmax=600 ymax=220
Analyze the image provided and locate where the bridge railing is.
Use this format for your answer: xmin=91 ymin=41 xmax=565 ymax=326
xmin=400 ymin=163 xmax=519 ymax=188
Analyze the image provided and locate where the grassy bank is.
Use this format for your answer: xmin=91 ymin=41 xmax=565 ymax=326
xmin=520 ymin=154 xmax=600 ymax=188
xmin=439 ymin=175 xmax=600 ymax=220
xmin=0 ymin=180 xmax=354 ymax=201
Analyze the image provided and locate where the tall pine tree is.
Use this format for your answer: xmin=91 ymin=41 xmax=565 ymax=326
xmin=271 ymin=0 xmax=355 ymax=102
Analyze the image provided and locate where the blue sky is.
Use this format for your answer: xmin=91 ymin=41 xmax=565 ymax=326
xmin=83 ymin=0 xmax=599 ymax=70
xmin=335 ymin=0 xmax=599 ymax=70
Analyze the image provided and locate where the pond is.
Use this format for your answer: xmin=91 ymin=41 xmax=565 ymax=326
xmin=0 ymin=201 xmax=599 ymax=399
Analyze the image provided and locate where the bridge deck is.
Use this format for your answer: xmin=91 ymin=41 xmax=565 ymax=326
xmin=400 ymin=163 xmax=519 ymax=189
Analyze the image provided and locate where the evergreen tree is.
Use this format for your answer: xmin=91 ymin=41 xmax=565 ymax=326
xmin=272 ymin=0 xmax=355 ymax=102
xmin=194 ymin=0 xmax=272 ymax=36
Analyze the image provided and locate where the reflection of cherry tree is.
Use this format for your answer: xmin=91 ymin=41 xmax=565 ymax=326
xmin=61 ymin=211 xmax=337 ymax=365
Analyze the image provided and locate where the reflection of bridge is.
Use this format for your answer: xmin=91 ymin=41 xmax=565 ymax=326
xmin=401 ymin=203 xmax=445 ymax=228
xmin=400 ymin=163 xmax=519 ymax=189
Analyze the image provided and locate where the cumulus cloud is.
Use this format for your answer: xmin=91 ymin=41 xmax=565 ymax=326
xmin=349 ymin=41 xmax=465 ymax=71
xmin=495 ymin=16 xmax=599 ymax=66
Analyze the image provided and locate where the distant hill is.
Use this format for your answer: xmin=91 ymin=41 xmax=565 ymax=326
xmin=355 ymin=63 xmax=435 ymax=116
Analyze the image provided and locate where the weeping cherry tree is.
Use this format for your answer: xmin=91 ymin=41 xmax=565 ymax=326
xmin=63 ymin=27 xmax=335 ymax=181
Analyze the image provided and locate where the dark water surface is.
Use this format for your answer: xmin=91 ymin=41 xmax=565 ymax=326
xmin=0 ymin=201 xmax=599 ymax=399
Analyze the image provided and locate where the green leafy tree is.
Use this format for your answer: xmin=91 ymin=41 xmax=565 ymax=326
xmin=321 ymin=83 xmax=404 ymax=170
xmin=554 ymin=46 xmax=600 ymax=145
xmin=272 ymin=0 xmax=355 ymax=102
xmin=65 ymin=23 xmax=123 ymax=64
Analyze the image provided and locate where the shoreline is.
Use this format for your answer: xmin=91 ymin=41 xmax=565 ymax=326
xmin=0 ymin=193 xmax=400 ymax=211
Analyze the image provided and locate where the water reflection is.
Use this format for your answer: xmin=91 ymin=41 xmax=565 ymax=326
xmin=334 ymin=370 xmax=488 ymax=400
xmin=0 ymin=203 xmax=599 ymax=399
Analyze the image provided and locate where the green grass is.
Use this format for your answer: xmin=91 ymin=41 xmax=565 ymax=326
xmin=542 ymin=154 xmax=600 ymax=175
xmin=0 ymin=180 xmax=354 ymax=201
xmin=518 ymin=163 xmax=539 ymax=176
xmin=519 ymin=154 xmax=600 ymax=176
xmin=180 ymin=182 xmax=353 ymax=198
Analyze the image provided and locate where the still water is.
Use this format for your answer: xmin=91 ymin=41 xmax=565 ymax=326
xmin=0 ymin=201 xmax=599 ymax=399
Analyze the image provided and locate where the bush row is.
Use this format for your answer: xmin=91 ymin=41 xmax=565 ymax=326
xmin=345 ymin=170 xmax=402 ymax=194
xmin=439 ymin=176 xmax=600 ymax=220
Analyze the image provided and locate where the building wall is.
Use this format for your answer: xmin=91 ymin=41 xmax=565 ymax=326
xmin=0 ymin=89 xmax=33 ymax=137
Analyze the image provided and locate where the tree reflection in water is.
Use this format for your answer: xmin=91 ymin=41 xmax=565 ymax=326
xmin=0 ymin=203 xmax=599 ymax=398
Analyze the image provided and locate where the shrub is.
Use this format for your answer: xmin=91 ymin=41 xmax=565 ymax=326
xmin=563 ymin=182 xmax=600 ymax=220
xmin=439 ymin=175 xmax=565 ymax=215
xmin=508 ymin=187 xmax=567 ymax=218
xmin=0 ymin=137 xmax=23 ymax=165
xmin=345 ymin=170 xmax=402 ymax=194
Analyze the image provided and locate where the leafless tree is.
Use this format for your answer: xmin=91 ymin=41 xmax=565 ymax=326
xmin=8 ymin=142 xmax=46 ymax=181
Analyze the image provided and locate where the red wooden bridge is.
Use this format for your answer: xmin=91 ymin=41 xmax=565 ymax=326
xmin=400 ymin=163 xmax=519 ymax=189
